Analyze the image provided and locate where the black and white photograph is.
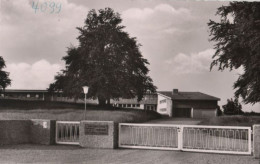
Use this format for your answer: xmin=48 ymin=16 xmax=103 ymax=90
xmin=0 ymin=0 xmax=260 ymax=163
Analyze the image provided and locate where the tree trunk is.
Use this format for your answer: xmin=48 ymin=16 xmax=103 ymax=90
xmin=98 ymin=96 xmax=106 ymax=106
xmin=106 ymin=98 xmax=111 ymax=106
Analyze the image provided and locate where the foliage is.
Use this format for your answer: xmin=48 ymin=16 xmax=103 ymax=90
xmin=208 ymin=2 xmax=260 ymax=104
xmin=216 ymin=106 xmax=223 ymax=116
xmin=49 ymin=8 xmax=157 ymax=105
xmin=222 ymin=98 xmax=243 ymax=115
xmin=0 ymin=56 xmax=11 ymax=94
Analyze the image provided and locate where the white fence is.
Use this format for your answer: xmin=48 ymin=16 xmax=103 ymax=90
xmin=119 ymin=123 xmax=252 ymax=155
xmin=182 ymin=125 xmax=251 ymax=155
xmin=56 ymin=121 xmax=80 ymax=145
xmin=119 ymin=123 xmax=180 ymax=150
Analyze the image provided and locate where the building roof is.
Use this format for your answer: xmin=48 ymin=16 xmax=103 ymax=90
xmin=4 ymin=89 xmax=48 ymax=93
xmin=158 ymin=91 xmax=220 ymax=101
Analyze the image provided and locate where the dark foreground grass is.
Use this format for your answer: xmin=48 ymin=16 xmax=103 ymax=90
xmin=199 ymin=115 xmax=260 ymax=127
xmin=0 ymin=99 xmax=161 ymax=123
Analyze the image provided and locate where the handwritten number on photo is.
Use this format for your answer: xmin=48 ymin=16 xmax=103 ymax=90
xmin=41 ymin=2 xmax=47 ymax=12
xmin=32 ymin=1 xmax=39 ymax=13
xmin=49 ymin=2 xmax=55 ymax=13
xmin=32 ymin=1 xmax=62 ymax=14
xmin=56 ymin=3 xmax=62 ymax=13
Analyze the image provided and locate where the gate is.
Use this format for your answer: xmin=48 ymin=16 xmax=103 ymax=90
xmin=56 ymin=121 xmax=80 ymax=145
xmin=119 ymin=123 xmax=180 ymax=150
xmin=119 ymin=123 xmax=252 ymax=155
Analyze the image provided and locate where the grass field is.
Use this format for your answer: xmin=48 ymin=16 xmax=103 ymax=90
xmin=199 ymin=115 xmax=260 ymax=127
xmin=0 ymin=99 xmax=161 ymax=123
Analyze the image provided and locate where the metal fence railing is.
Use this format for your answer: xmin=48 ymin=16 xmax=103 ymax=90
xmin=56 ymin=121 xmax=80 ymax=145
xmin=182 ymin=125 xmax=251 ymax=155
xmin=119 ymin=123 xmax=180 ymax=150
xmin=119 ymin=123 xmax=252 ymax=155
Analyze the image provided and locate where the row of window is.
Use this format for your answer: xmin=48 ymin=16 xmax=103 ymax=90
xmin=116 ymin=104 xmax=141 ymax=108
xmin=159 ymin=99 xmax=166 ymax=104
xmin=1 ymin=94 xmax=41 ymax=98
xmin=145 ymin=105 xmax=156 ymax=111
xmin=114 ymin=104 xmax=157 ymax=111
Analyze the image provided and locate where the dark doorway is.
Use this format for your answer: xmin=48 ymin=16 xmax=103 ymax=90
xmin=175 ymin=108 xmax=191 ymax=118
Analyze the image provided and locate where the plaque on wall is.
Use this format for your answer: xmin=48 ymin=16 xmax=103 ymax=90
xmin=85 ymin=124 xmax=109 ymax=135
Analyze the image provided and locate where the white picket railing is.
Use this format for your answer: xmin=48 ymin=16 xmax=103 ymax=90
xmin=181 ymin=125 xmax=252 ymax=155
xmin=119 ymin=123 xmax=180 ymax=150
xmin=56 ymin=121 xmax=80 ymax=145
xmin=119 ymin=123 xmax=252 ymax=155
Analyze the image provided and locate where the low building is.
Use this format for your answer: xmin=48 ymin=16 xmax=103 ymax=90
xmin=1 ymin=89 xmax=48 ymax=101
xmin=157 ymin=89 xmax=220 ymax=118
xmin=2 ymin=89 xmax=220 ymax=118
xmin=112 ymin=94 xmax=157 ymax=111
xmin=1 ymin=89 xmax=157 ymax=111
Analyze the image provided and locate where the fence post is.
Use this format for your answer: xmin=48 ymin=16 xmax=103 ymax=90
xmin=253 ymin=124 xmax=260 ymax=158
xmin=178 ymin=126 xmax=183 ymax=150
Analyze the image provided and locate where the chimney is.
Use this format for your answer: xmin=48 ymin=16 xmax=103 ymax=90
xmin=172 ymin=89 xmax=178 ymax=94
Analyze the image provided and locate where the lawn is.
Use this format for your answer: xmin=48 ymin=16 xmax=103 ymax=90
xmin=199 ymin=115 xmax=260 ymax=127
xmin=0 ymin=99 xmax=161 ymax=123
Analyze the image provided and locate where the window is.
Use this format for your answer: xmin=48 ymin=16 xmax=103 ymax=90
xmin=132 ymin=104 xmax=136 ymax=107
xmin=151 ymin=106 xmax=154 ymax=110
xmin=136 ymin=104 xmax=140 ymax=107
xmin=160 ymin=99 xmax=166 ymax=104
xmin=118 ymin=104 xmax=122 ymax=107
xmin=123 ymin=104 xmax=126 ymax=107
xmin=127 ymin=104 xmax=131 ymax=107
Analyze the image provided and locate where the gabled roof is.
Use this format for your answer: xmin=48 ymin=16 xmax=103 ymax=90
xmin=158 ymin=91 xmax=220 ymax=101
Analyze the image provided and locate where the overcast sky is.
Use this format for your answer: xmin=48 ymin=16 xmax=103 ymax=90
xmin=1 ymin=0 xmax=259 ymax=112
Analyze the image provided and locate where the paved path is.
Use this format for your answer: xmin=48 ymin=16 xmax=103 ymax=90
xmin=143 ymin=117 xmax=202 ymax=125
xmin=0 ymin=144 xmax=258 ymax=164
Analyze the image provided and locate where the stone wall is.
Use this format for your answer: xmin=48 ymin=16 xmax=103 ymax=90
xmin=0 ymin=120 xmax=31 ymax=145
xmin=253 ymin=125 xmax=260 ymax=158
xmin=79 ymin=121 xmax=118 ymax=148
xmin=0 ymin=119 xmax=56 ymax=145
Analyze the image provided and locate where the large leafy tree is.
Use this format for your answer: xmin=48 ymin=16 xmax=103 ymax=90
xmin=50 ymin=8 xmax=156 ymax=105
xmin=208 ymin=2 xmax=260 ymax=104
xmin=0 ymin=56 xmax=11 ymax=96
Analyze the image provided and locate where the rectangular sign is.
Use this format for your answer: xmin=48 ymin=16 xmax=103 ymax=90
xmin=85 ymin=124 xmax=108 ymax=135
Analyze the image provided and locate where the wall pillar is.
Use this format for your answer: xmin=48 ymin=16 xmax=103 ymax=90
xmin=191 ymin=108 xmax=193 ymax=118
xmin=79 ymin=121 xmax=118 ymax=149
xmin=30 ymin=119 xmax=56 ymax=145
xmin=253 ymin=125 xmax=260 ymax=158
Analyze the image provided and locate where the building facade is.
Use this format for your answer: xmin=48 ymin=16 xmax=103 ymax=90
xmin=157 ymin=89 xmax=220 ymax=118
xmin=2 ymin=89 xmax=220 ymax=118
xmin=112 ymin=93 xmax=157 ymax=111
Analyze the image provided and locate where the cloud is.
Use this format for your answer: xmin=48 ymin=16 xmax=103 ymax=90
xmin=0 ymin=0 xmax=89 ymax=63
xmin=6 ymin=60 xmax=61 ymax=89
xmin=164 ymin=49 xmax=215 ymax=74
xmin=121 ymin=4 xmax=193 ymax=36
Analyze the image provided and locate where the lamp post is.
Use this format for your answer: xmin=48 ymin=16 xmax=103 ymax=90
xmin=82 ymin=86 xmax=89 ymax=120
